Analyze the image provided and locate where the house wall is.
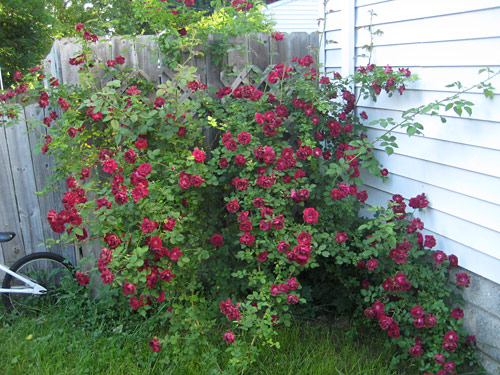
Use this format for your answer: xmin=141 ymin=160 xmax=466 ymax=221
xmin=323 ymin=0 xmax=500 ymax=372
xmin=264 ymin=0 xmax=322 ymax=33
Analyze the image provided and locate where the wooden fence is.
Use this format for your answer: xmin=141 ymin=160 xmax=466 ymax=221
xmin=0 ymin=105 xmax=76 ymax=268
xmin=0 ymin=32 xmax=319 ymax=268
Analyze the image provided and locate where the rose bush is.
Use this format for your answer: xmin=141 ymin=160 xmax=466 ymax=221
xmin=0 ymin=1 xmax=483 ymax=373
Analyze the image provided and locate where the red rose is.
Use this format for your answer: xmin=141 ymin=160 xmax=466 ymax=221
xmin=177 ymin=126 xmax=186 ymax=137
xmin=286 ymin=278 xmax=299 ymax=290
xmin=455 ymin=272 xmax=470 ymax=287
xmin=132 ymin=185 xmax=148 ymax=202
xmin=256 ymin=175 xmax=274 ymax=189
xmin=192 ymin=149 xmax=206 ymax=163
xmin=451 ymin=307 xmax=464 ymax=320
xmin=448 ymin=254 xmax=458 ymax=269
xmin=271 ymin=32 xmax=284 ymax=41
xmin=237 ymin=131 xmax=251 ymax=144
xmin=103 ymin=159 xmax=118 ymax=174
xmin=232 ymin=177 xmax=249 ymax=191
xmin=444 ymin=331 xmax=458 ymax=342
xmin=149 ymin=337 xmax=161 ymax=352
xmin=378 ymin=315 xmax=393 ymax=330
xmin=168 ymin=247 xmax=182 ymax=262
xmin=302 ymin=208 xmax=318 ymax=224
xmin=141 ymin=217 xmax=158 ymax=234
xmin=235 ymin=155 xmax=246 ymax=167
xmin=122 ymin=282 xmax=136 ymax=296
xmin=388 ymin=322 xmax=400 ymax=338
xmin=160 ymin=269 xmax=175 ymax=282
xmin=240 ymin=232 xmax=255 ymax=246
xmin=223 ymin=331 xmax=235 ymax=344
xmin=442 ymin=340 xmax=458 ymax=353
xmin=239 ymin=220 xmax=253 ymax=232
xmin=216 ymin=87 xmax=232 ymax=98
xmin=424 ymin=313 xmax=437 ymax=328
xmin=75 ymin=271 xmax=90 ymax=286
xmin=129 ymin=296 xmax=143 ymax=310
xmin=210 ymin=234 xmax=223 ymax=247
xmin=277 ymin=241 xmax=290 ymax=253
xmin=408 ymin=345 xmax=423 ymax=357
xmin=256 ymin=251 xmax=268 ymax=263
xmin=252 ymin=197 xmax=265 ymax=208
xmin=366 ymin=258 xmax=378 ymax=270
xmin=226 ymin=199 xmax=240 ymax=213
xmin=270 ymin=284 xmax=281 ymax=296
xmin=297 ymin=232 xmax=311 ymax=245
xmin=424 ymin=235 xmax=436 ymax=248
xmin=190 ymin=175 xmax=205 ymax=187
xmin=114 ymin=189 xmax=128 ymax=205
xmin=219 ymin=158 xmax=229 ymax=168
xmin=104 ymin=233 xmax=122 ymax=249
xmin=356 ymin=190 xmax=368 ymax=202
xmin=100 ymin=269 xmax=114 ymax=284
xmin=149 ymin=236 xmax=163 ymax=250
xmin=410 ymin=305 xmax=425 ymax=318
xmin=124 ymin=149 xmax=137 ymax=164
xmin=135 ymin=139 xmax=147 ymax=149
xmin=137 ymin=163 xmax=152 ymax=177
xmin=163 ymin=217 xmax=176 ymax=231
xmin=334 ymin=232 xmax=349 ymax=243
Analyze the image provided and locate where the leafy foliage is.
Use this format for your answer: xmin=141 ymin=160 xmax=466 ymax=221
xmin=0 ymin=0 xmax=54 ymax=87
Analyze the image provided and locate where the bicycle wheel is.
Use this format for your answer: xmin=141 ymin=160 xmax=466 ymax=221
xmin=2 ymin=252 xmax=74 ymax=314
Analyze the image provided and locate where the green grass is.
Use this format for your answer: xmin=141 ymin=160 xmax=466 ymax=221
xmin=0 ymin=305 xmax=414 ymax=375
xmin=0 ymin=284 xmax=418 ymax=375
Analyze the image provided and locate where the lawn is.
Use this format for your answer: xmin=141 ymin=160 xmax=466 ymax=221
xmin=0 ymin=297 xmax=414 ymax=375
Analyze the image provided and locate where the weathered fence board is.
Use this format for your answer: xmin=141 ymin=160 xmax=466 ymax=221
xmin=4 ymin=111 xmax=47 ymax=256
xmin=135 ymin=35 xmax=161 ymax=83
xmin=0 ymin=121 xmax=25 ymax=266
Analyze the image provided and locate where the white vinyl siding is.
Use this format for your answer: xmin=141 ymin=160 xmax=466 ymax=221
xmin=264 ymin=0 xmax=322 ymax=33
xmin=324 ymin=0 xmax=500 ymax=284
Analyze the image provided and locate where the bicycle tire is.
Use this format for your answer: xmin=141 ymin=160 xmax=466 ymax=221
xmin=2 ymin=252 xmax=74 ymax=314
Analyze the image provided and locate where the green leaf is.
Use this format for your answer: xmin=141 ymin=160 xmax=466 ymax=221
xmin=440 ymin=116 xmax=447 ymax=123
xmin=407 ymin=127 xmax=417 ymax=136
xmin=464 ymin=106 xmax=472 ymax=116
xmin=385 ymin=147 xmax=394 ymax=156
xmin=73 ymin=226 xmax=83 ymax=236
xmin=107 ymin=80 xmax=121 ymax=87
xmin=484 ymin=89 xmax=494 ymax=99
xmin=107 ymin=216 xmax=117 ymax=226
xmin=453 ymin=106 xmax=463 ymax=116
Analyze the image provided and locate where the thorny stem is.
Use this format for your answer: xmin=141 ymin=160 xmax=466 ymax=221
xmin=240 ymin=336 xmax=257 ymax=375
xmin=68 ymin=235 xmax=102 ymax=246
xmin=350 ymin=70 xmax=500 ymax=162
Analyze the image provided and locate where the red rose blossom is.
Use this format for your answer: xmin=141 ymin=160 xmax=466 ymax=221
xmin=192 ymin=149 xmax=206 ymax=163
xmin=223 ymin=331 xmax=235 ymax=344
xmin=302 ymin=207 xmax=318 ymax=224
xmin=210 ymin=234 xmax=223 ymax=247
xmin=149 ymin=337 xmax=161 ymax=352
xmin=455 ymin=272 xmax=470 ymax=287
xmin=75 ymin=271 xmax=90 ymax=286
